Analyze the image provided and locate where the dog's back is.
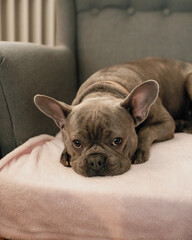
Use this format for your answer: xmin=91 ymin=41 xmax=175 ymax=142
xmin=78 ymin=58 xmax=192 ymax=119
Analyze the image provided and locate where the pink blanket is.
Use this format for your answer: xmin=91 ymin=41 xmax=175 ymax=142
xmin=0 ymin=132 xmax=192 ymax=240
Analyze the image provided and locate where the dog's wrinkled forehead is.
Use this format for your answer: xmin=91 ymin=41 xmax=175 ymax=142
xmin=67 ymin=99 xmax=128 ymax=140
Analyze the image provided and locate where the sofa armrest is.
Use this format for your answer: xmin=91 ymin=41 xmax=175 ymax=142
xmin=0 ymin=42 xmax=77 ymax=157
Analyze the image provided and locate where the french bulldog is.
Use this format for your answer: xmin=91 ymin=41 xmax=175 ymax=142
xmin=34 ymin=58 xmax=192 ymax=177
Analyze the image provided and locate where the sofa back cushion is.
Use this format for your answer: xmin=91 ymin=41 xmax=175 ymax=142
xmin=76 ymin=0 xmax=192 ymax=83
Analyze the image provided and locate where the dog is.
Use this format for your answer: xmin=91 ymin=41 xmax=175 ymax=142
xmin=34 ymin=58 xmax=192 ymax=177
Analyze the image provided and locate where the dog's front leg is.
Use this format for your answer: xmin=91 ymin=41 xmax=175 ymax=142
xmin=175 ymin=74 xmax=192 ymax=133
xmin=132 ymin=103 xmax=175 ymax=164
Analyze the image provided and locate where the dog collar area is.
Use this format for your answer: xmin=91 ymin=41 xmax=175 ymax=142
xmin=73 ymin=80 xmax=130 ymax=105
xmin=100 ymin=81 xmax=130 ymax=95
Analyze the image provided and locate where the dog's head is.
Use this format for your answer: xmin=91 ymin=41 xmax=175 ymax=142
xmin=34 ymin=80 xmax=158 ymax=177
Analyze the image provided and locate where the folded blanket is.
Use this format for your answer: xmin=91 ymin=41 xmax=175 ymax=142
xmin=0 ymin=133 xmax=192 ymax=240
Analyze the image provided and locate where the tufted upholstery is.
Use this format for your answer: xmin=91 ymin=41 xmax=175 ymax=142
xmin=76 ymin=0 xmax=192 ymax=83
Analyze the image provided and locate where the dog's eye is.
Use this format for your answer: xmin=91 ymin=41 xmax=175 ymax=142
xmin=112 ymin=137 xmax=123 ymax=146
xmin=72 ymin=139 xmax=82 ymax=148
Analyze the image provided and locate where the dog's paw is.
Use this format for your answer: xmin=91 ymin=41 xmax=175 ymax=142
xmin=131 ymin=147 xmax=150 ymax=164
xmin=60 ymin=150 xmax=71 ymax=167
xmin=175 ymin=120 xmax=192 ymax=133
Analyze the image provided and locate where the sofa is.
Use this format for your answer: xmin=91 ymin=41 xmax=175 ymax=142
xmin=0 ymin=0 xmax=192 ymax=240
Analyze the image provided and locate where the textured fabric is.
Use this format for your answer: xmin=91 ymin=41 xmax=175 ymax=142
xmin=0 ymin=42 xmax=76 ymax=156
xmin=0 ymin=132 xmax=192 ymax=240
xmin=76 ymin=0 xmax=192 ymax=12
xmin=76 ymin=0 xmax=192 ymax=83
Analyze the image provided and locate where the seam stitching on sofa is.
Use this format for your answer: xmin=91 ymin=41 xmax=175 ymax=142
xmin=77 ymin=6 xmax=192 ymax=14
xmin=74 ymin=1 xmax=81 ymax=89
xmin=0 ymin=77 xmax=17 ymax=150
xmin=0 ymin=56 xmax=5 ymax=65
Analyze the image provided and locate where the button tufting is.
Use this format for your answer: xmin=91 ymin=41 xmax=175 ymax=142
xmin=163 ymin=8 xmax=171 ymax=16
xmin=91 ymin=8 xmax=99 ymax=15
xmin=127 ymin=7 xmax=135 ymax=16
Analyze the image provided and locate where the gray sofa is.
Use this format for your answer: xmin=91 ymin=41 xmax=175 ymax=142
xmin=0 ymin=0 xmax=192 ymax=158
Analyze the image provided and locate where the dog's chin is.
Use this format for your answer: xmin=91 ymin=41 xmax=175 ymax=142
xmin=71 ymin=156 xmax=131 ymax=177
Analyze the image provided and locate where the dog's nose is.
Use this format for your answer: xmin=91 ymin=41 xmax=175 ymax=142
xmin=87 ymin=153 xmax=106 ymax=171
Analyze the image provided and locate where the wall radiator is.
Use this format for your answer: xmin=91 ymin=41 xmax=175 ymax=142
xmin=0 ymin=0 xmax=55 ymax=46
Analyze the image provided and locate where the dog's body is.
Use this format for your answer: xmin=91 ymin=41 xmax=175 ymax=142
xmin=35 ymin=58 xmax=192 ymax=177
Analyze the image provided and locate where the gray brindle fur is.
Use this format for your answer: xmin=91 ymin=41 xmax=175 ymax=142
xmin=34 ymin=58 xmax=192 ymax=177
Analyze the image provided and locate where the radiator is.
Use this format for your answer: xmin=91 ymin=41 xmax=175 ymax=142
xmin=0 ymin=0 xmax=56 ymax=46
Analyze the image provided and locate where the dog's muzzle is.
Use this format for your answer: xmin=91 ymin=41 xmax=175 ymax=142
xmin=86 ymin=153 xmax=107 ymax=176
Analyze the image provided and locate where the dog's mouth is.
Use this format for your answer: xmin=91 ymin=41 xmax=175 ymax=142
xmin=86 ymin=166 xmax=106 ymax=177
xmin=60 ymin=144 xmax=132 ymax=177
xmin=70 ymin=153 xmax=131 ymax=177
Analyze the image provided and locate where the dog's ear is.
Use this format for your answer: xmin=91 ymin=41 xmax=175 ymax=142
xmin=34 ymin=95 xmax=72 ymax=129
xmin=121 ymin=80 xmax=159 ymax=126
